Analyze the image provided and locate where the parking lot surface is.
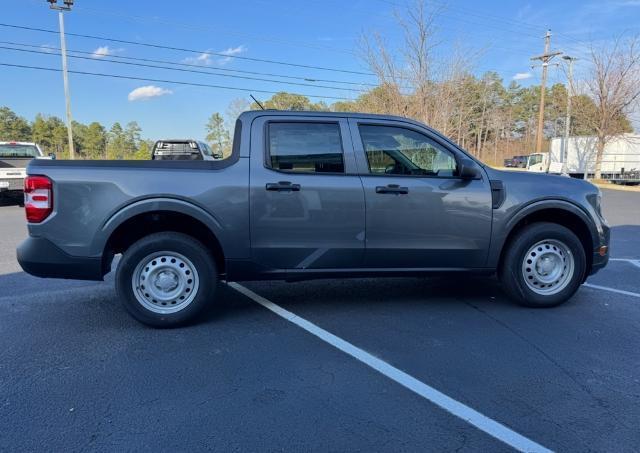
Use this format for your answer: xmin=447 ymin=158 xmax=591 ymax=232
xmin=1 ymin=189 xmax=639 ymax=451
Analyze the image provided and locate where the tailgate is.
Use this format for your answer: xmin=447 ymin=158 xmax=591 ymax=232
xmin=0 ymin=158 xmax=32 ymax=169
xmin=0 ymin=158 xmax=29 ymax=190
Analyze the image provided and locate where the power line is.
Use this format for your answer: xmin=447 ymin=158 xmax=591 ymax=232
xmin=370 ymin=0 xmax=542 ymax=39
xmin=0 ymin=45 xmax=367 ymax=93
xmin=0 ymin=40 xmax=382 ymax=88
xmin=0 ymin=22 xmax=375 ymax=77
xmin=0 ymin=62 xmax=356 ymax=101
xmin=69 ymin=3 xmax=359 ymax=56
xmin=352 ymin=0 xmax=594 ymax=57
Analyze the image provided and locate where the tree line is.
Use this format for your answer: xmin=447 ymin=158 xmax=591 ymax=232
xmin=0 ymin=107 xmax=152 ymax=160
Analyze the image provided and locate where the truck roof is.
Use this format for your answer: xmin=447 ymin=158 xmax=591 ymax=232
xmin=237 ymin=110 xmax=425 ymax=125
xmin=236 ymin=110 xmax=477 ymax=164
xmin=0 ymin=141 xmax=38 ymax=146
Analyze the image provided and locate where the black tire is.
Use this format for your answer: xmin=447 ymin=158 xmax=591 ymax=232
xmin=499 ymin=222 xmax=586 ymax=307
xmin=115 ymin=232 xmax=217 ymax=327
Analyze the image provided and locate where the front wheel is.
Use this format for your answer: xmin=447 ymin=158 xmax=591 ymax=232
xmin=115 ymin=232 xmax=218 ymax=327
xmin=499 ymin=222 xmax=586 ymax=307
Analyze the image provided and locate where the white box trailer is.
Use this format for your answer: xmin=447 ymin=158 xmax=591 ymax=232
xmin=549 ymin=134 xmax=640 ymax=179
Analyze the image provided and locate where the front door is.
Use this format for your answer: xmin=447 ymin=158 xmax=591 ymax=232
xmin=350 ymin=119 xmax=493 ymax=269
xmin=250 ymin=117 xmax=366 ymax=271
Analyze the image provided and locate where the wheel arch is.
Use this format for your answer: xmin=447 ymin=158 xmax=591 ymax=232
xmin=494 ymin=200 xmax=597 ymax=277
xmin=96 ymin=198 xmax=227 ymax=277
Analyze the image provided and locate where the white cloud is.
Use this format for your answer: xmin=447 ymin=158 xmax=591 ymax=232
xmin=513 ymin=72 xmax=533 ymax=81
xmin=183 ymin=51 xmax=213 ymax=66
xmin=220 ymin=45 xmax=246 ymax=56
xmin=218 ymin=45 xmax=247 ymax=65
xmin=128 ymin=85 xmax=173 ymax=102
xmin=182 ymin=45 xmax=247 ymax=66
xmin=91 ymin=46 xmax=113 ymax=58
xmin=40 ymin=44 xmax=56 ymax=54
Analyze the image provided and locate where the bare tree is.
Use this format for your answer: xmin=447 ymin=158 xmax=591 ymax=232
xmin=581 ymin=35 xmax=640 ymax=179
xmin=358 ymin=0 xmax=483 ymax=141
xmin=225 ymin=98 xmax=251 ymax=132
xmin=359 ymin=31 xmax=407 ymax=116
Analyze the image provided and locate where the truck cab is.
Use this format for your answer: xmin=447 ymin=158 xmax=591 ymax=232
xmin=525 ymin=153 xmax=563 ymax=174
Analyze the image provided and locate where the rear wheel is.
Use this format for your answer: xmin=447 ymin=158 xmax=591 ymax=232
xmin=115 ymin=232 xmax=217 ymax=327
xmin=499 ymin=222 xmax=586 ymax=307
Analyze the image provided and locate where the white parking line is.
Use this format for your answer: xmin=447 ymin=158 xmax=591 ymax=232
xmin=583 ymin=283 xmax=640 ymax=298
xmin=609 ymin=258 xmax=640 ymax=269
xmin=229 ymin=282 xmax=551 ymax=453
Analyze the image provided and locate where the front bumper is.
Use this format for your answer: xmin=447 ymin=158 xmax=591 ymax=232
xmin=589 ymin=221 xmax=610 ymax=276
xmin=17 ymin=236 xmax=104 ymax=281
xmin=590 ymin=249 xmax=609 ymax=276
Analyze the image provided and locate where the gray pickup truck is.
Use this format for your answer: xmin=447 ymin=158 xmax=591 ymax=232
xmin=17 ymin=111 xmax=610 ymax=327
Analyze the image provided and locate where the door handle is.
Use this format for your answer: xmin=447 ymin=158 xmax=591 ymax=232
xmin=266 ymin=181 xmax=301 ymax=192
xmin=375 ymin=184 xmax=409 ymax=195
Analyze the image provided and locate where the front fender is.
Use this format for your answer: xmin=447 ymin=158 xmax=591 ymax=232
xmin=487 ymin=198 xmax=600 ymax=268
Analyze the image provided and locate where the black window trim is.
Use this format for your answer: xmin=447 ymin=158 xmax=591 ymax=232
xmin=264 ymin=119 xmax=348 ymax=176
xmin=356 ymin=121 xmax=468 ymax=180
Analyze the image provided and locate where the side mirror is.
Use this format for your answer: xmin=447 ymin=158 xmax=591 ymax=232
xmin=458 ymin=158 xmax=481 ymax=179
xmin=48 ymin=152 xmax=56 ymax=160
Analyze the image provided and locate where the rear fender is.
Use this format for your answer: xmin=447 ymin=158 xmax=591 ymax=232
xmin=90 ymin=197 xmax=226 ymax=257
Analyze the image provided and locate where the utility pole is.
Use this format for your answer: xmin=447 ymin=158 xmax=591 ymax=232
xmin=562 ymin=56 xmax=577 ymax=175
xmin=530 ymin=30 xmax=562 ymax=154
xmin=47 ymin=0 xmax=75 ymax=159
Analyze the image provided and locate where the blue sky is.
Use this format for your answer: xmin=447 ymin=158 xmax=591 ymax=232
xmin=1 ymin=0 xmax=639 ymax=140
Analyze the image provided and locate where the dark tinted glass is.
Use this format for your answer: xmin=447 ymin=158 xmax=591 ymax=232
xmin=268 ymin=122 xmax=344 ymax=173
xmin=0 ymin=144 xmax=39 ymax=158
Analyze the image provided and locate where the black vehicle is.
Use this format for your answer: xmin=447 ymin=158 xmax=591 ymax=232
xmin=512 ymin=155 xmax=528 ymax=168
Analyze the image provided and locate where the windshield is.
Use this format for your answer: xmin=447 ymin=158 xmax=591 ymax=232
xmin=0 ymin=144 xmax=39 ymax=158
xmin=199 ymin=142 xmax=213 ymax=157
xmin=528 ymin=154 xmax=543 ymax=165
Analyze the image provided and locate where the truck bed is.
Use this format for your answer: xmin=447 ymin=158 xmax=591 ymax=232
xmin=24 ymin=155 xmax=250 ymax=275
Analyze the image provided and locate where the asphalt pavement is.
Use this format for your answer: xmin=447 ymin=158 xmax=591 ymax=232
xmin=0 ymin=189 xmax=638 ymax=452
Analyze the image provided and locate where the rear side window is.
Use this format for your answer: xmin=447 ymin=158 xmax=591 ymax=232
xmin=267 ymin=122 xmax=344 ymax=173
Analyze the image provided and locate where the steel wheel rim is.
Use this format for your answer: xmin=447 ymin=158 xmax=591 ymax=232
xmin=132 ymin=251 xmax=200 ymax=314
xmin=522 ymin=239 xmax=575 ymax=295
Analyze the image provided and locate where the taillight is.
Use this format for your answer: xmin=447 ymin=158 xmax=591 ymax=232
xmin=24 ymin=175 xmax=53 ymax=223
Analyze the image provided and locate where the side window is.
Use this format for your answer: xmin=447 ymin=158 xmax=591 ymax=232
xmin=267 ymin=122 xmax=344 ymax=173
xmin=359 ymin=125 xmax=457 ymax=177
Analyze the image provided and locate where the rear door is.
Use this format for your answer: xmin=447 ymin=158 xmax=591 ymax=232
xmin=349 ymin=118 xmax=493 ymax=269
xmin=249 ymin=116 xmax=365 ymax=271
